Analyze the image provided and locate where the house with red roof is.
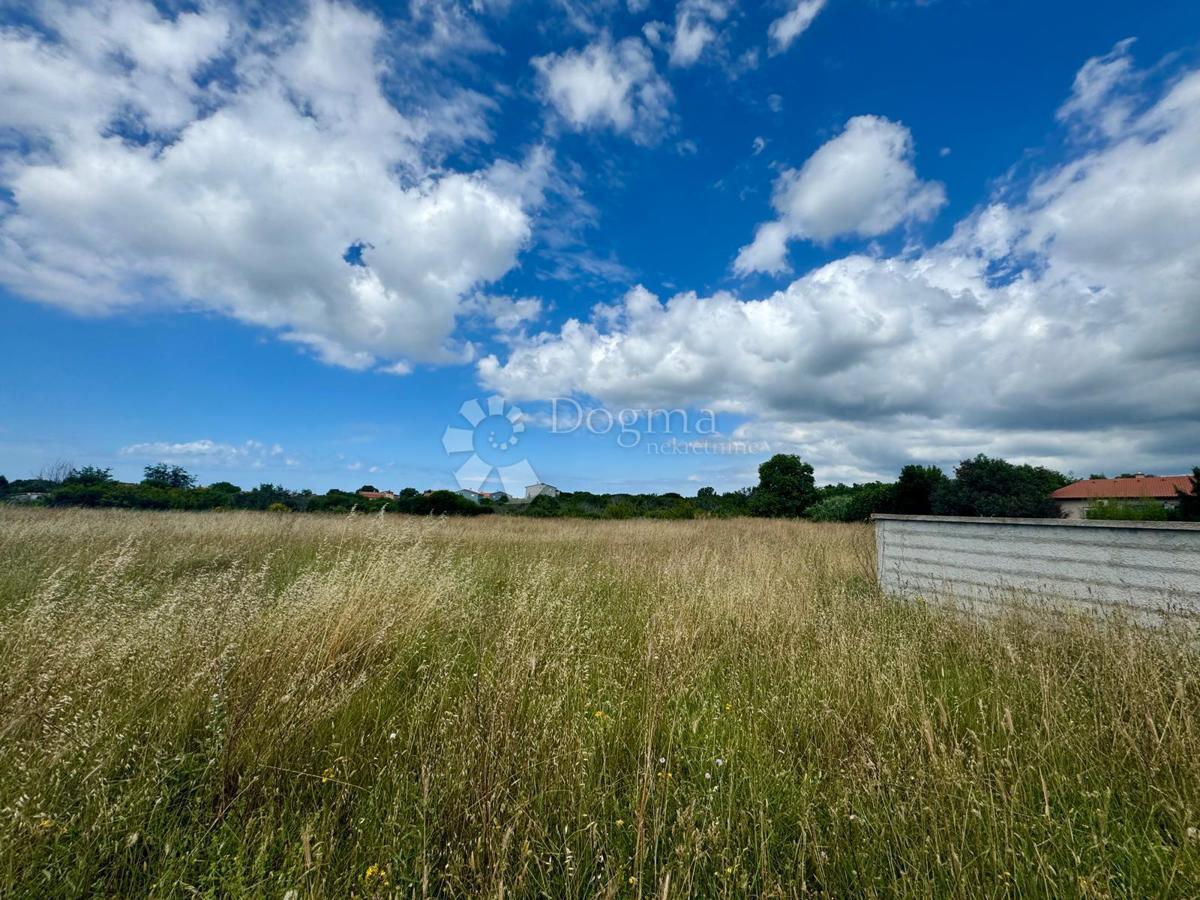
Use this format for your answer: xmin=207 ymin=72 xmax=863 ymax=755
xmin=1050 ymin=474 xmax=1194 ymax=519
xmin=357 ymin=490 xmax=397 ymax=501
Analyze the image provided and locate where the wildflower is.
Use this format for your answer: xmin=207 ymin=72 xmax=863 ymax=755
xmin=388 ymin=732 xmax=397 ymax=741
xmin=724 ymin=703 xmax=732 ymax=711
xmin=704 ymin=772 xmax=711 ymax=780
xmin=628 ymin=876 xmax=637 ymax=885
xmin=594 ymin=710 xmax=606 ymax=719
xmin=615 ymin=819 xmax=624 ymax=827
xmin=659 ymin=756 xmax=666 ymax=764
xmin=725 ymin=866 xmax=734 ymax=875
xmin=714 ymin=758 xmax=724 ymax=767
xmin=321 ymin=767 xmax=335 ymax=784
xmin=364 ymin=864 xmax=389 ymax=886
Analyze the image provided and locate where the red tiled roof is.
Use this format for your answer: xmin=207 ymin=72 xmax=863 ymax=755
xmin=1051 ymin=475 xmax=1194 ymax=500
xmin=357 ymin=490 xmax=395 ymax=500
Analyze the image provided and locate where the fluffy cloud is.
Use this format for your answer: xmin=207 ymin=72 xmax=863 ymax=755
xmin=669 ymin=0 xmax=731 ymax=67
xmin=734 ymin=115 xmax=946 ymax=273
xmin=532 ymin=35 xmax=673 ymax=143
xmin=481 ymin=47 xmax=1200 ymax=479
xmin=0 ymin=0 xmax=544 ymax=371
xmin=768 ymin=0 xmax=825 ymax=55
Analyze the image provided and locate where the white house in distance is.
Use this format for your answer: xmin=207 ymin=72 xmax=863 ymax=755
xmin=525 ymin=482 xmax=560 ymax=500
xmin=1050 ymin=474 xmax=1194 ymax=519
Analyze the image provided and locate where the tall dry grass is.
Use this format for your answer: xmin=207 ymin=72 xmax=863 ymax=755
xmin=1 ymin=507 xmax=1199 ymax=897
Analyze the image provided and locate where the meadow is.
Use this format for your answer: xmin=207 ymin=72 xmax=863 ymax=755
xmin=2 ymin=508 xmax=1200 ymax=898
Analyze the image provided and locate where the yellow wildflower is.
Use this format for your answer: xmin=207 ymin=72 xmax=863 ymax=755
xmin=364 ymin=864 xmax=389 ymax=886
xmin=321 ymin=767 xmax=335 ymax=784
xmin=615 ymin=819 xmax=624 ymax=827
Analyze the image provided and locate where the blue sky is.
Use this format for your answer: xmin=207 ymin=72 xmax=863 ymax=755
xmin=1 ymin=0 xmax=1198 ymax=494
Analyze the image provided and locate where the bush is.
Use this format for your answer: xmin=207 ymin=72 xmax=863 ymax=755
xmin=646 ymin=502 xmax=696 ymax=520
xmin=603 ymin=500 xmax=637 ymax=519
xmin=1085 ymin=500 xmax=1169 ymax=521
xmin=807 ymin=494 xmax=859 ymax=522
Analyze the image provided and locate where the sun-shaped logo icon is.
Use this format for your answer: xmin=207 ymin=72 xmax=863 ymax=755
xmin=441 ymin=396 xmax=539 ymax=495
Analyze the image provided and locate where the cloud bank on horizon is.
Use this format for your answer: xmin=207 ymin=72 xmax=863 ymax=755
xmin=1 ymin=0 xmax=1198 ymax=484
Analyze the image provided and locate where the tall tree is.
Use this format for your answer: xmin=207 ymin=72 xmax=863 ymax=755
xmin=893 ymin=465 xmax=948 ymax=515
xmin=751 ymin=454 xmax=817 ymax=518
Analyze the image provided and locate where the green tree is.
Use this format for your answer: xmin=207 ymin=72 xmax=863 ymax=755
xmin=750 ymin=454 xmax=817 ymax=518
xmin=143 ymin=463 xmax=196 ymax=490
xmin=893 ymin=465 xmax=948 ymax=515
xmin=66 ymin=466 xmax=114 ymax=485
xmin=1176 ymin=467 xmax=1200 ymax=522
xmin=358 ymin=484 xmax=378 ymax=493
xmin=932 ymin=455 xmax=1068 ymax=518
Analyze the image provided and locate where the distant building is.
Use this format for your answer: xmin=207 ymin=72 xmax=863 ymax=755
xmin=455 ymin=489 xmax=482 ymax=503
xmin=1051 ymin=474 xmax=1193 ymax=519
xmin=480 ymin=490 xmax=509 ymax=501
xmin=525 ymin=482 xmax=560 ymax=500
xmin=357 ymin=490 xmax=397 ymax=501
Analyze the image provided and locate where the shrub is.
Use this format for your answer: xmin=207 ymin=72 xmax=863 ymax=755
xmin=1085 ymin=499 xmax=1169 ymax=521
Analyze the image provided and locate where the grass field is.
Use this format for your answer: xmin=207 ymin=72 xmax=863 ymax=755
xmin=2 ymin=508 xmax=1200 ymax=897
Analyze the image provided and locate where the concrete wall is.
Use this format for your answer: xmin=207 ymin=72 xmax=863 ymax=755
xmin=873 ymin=514 xmax=1200 ymax=621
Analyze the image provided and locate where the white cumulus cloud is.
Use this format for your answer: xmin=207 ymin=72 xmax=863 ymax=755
xmin=0 ymin=0 xmax=546 ymax=372
xmin=532 ymin=35 xmax=673 ymax=143
xmin=481 ymin=51 xmax=1200 ymax=480
xmin=734 ymin=115 xmax=946 ymax=273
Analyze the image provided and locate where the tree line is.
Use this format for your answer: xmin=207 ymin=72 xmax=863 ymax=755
xmin=0 ymin=465 xmax=488 ymax=516
xmin=6 ymin=455 xmax=1194 ymax=522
